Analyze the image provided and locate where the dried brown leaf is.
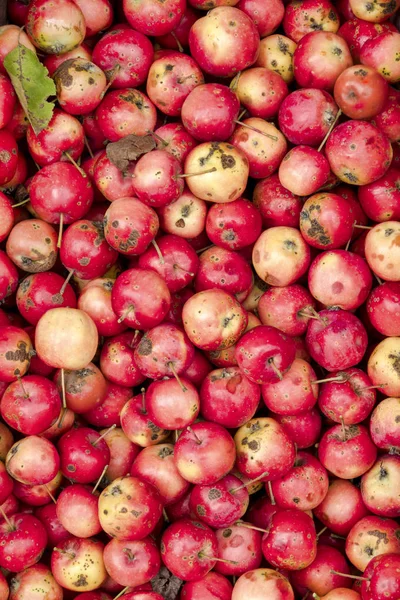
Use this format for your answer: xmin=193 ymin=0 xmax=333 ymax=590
xmin=106 ymin=134 xmax=156 ymax=171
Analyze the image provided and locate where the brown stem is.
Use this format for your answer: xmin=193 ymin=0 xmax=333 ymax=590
xmin=330 ymin=570 xmax=368 ymax=581
xmin=174 ymin=263 xmax=195 ymax=277
xmin=163 ymin=508 xmax=170 ymax=523
xmin=64 ymin=152 xmax=86 ymax=178
xmin=298 ymin=310 xmax=321 ymax=321
xmin=374 ymin=272 xmax=383 ymax=285
xmin=267 ymin=480 xmax=276 ymax=505
xmin=268 ymin=358 xmax=283 ymax=380
xmin=171 ymin=31 xmax=184 ymax=53
xmin=60 ymin=269 xmax=74 ymax=296
xmin=147 ymin=130 xmax=168 ymax=147
xmin=235 ymin=520 xmax=268 ymax=534
xmin=168 ymin=361 xmax=187 ymax=392
xmin=57 ymin=407 xmax=68 ymax=429
xmin=16 ymin=373 xmax=29 ymax=399
xmin=0 ymin=507 xmax=14 ymax=530
xmin=84 ymin=135 xmax=94 ymax=159
xmin=152 ymin=239 xmax=164 ymax=264
xmin=317 ymin=526 xmax=327 ymax=539
xmin=179 ymin=167 xmax=217 ymax=178
xmin=103 ymin=64 xmax=121 ymax=95
xmin=353 ymin=223 xmax=373 ymax=230
xmin=60 ymin=368 xmax=66 ymax=409
xmin=317 ymin=109 xmax=342 ymax=152
xmin=117 ymin=305 xmax=134 ymax=324
xmin=187 ymin=426 xmax=202 ymax=445
xmin=199 ymin=554 xmax=238 ymax=565
xmin=229 ymin=71 xmax=241 ymax=92
xmin=113 ymin=587 xmax=130 ymax=600
xmin=92 ymin=465 xmax=108 ymax=495
xmin=57 ymin=212 xmax=64 ymax=249
xmin=229 ymin=471 xmax=270 ymax=494
xmin=11 ymin=198 xmax=30 ymax=208
xmin=140 ymin=387 xmax=146 ymax=414
xmin=234 ymin=120 xmax=278 ymax=141
xmin=311 ymin=374 xmax=348 ymax=385
xmin=196 ymin=244 xmax=214 ymax=254
xmin=357 ymin=383 xmax=387 ymax=391
xmin=45 ymin=484 xmax=57 ymax=504
xmin=93 ymin=424 xmax=116 ymax=446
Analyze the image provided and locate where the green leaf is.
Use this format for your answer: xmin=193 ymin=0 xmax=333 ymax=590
xmin=4 ymin=42 xmax=56 ymax=136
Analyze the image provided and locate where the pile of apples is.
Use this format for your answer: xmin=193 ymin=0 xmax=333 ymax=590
xmin=0 ymin=0 xmax=399 ymax=598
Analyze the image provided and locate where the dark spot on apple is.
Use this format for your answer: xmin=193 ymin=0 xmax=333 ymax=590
xmin=175 ymin=218 xmax=185 ymax=228
xmin=379 ymin=462 xmax=388 ymax=479
xmin=112 ymin=220 xmax=119 ymax=227
xmin=137 ymin=337 xmax=152 ymax=356
xmin=395 ymin=415 xmax=400 ymax=423
xmin=332 ymin=47 xmax=342 ymax=56
xmin=364 ymin=546 xmax=374 ymax=556
xmin=388 ymin=352 xmax=400 ymax=376
xmin=103 ymin=510 xmax=108 ymax=514
xmin=78 ymin=257 xmax=90 ymax=266
xmin=328 ymin=9 xmax=337 ymax=20
xmin=159 ymin=446 xmax=173 ymax=458
xmin=131 ymin=509 xmax=141 ymax=517
xmin=277 ymin=37 xmax=289 ymax=54
xmin=119 ymin=229 xmax=139 ymax=251
xmin=111 ymin=485 xmax=122 ymax=495
xmin=208 ymin=488 xmax=222 ymax=500
xmin=120 ymin=507 xmax=128 ymax=513
xmin=67 ymin=464 xmax=76 ymax=472
xmin=292 ymin=497 xmax=300 ymax=504
xmin=5 ymin=342 xmax=29 ymax=363
xmin=164 ymin=64 xmax=174 ymax=72
xmin=199 ymin=142 xmax=219 ymax=166
xmin=196 ymin=504 xmax=206 ymax=516
xmin=343 ymin=172 xmax=358 ymax=183
xmin=221 ymin=154 xmax=236 ymax=169
xmin=72 ymin=574 xmax=88 ymax=587
xmin=248 ymin=440 xmax=260 ymax=452
xmin=385 ymin=228 xmax=395 ymax=236
xmin=366 ymin=530 xmax=388 ymax=547
xmin=354 ymin=68 xmax=368 ymax=77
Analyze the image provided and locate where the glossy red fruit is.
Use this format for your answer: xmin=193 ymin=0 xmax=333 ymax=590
xmin=361 ymin=553 xmax=400 ymax=600
xmin=206 ymin=198 xmax=262 ymax=250
xmin=261 ymin=359 xmax=318 ymax=415
xmin=253 ymin=174 xmax=303 ymax=228
xmin=261 ymin=508 xmax=317 ymax=570
xmin=334 ymin=65 xmax=389 ymax=120
xmin=27 ymin=109 xmax=84 ymax=167
xmin=123 ymin=0 xmax=185 ymax=36
xmin=189 ymin=7 xmax=260 ymax=78
xmin=358 ymin=167 xmax=400 ymax=223
xmin=305 ymin=309 xmax=368 ymax=372
xmin=26 ymin=0 xmax=86 ymax=54
xmin=0 ymin=513 xmax=47 ymax=572
xmin=0 ymin=129 xmax=18 ymax=185
xmin=318 ymin=424 xmax=377 ymax=479
xmin=189 ymin=474 xmax=249 ymax=528
xmin=58 ymin=427 xmax=110 ymax=484
xmin=235 ymin=325 xmax=296 ymax=384
xmin=92 ymin=26 xmax=153 ymax=89
xmin=325 ymin=120 xmax=392 ymax=186
xmin=100 ymin=331 xmax=145 ymax=388
xmin=96 ymin=89 xmax=157 ymax=142
xmin=314 ymin=479 xmax=370 ymax=536
xmin=258 ymin=285 xmax=316 ymax=337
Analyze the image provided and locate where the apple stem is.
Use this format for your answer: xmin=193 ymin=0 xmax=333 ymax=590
xmin=298 ymin=310 xmax=321 ymax=321
xmin=237 ymin=108 xmax=247 ymax=121
xmin=179 ymin=167 xmax=217 ymax=178
xmin=0 ymin=507 xmax=14 ymax=530
xmin=57 ymin=213 xmax=64 ymax=249
xmin=199 ymin=553 xmax=238 ymax=565
xmin=229 ymin=71 xmax=241 ymax=91
xmin=174 ymin=263 xmax=195 ymax=277
xmin=11 ymin=197 xmax=30 ymax=208
xmin=268 ymin=358 xmax=283 ymax=380
xmin=163 ymin=508 xmax=169 ymax=522
xmin=345 ymin=227 xmax=355 ymax=252
xmin=117 ymin=305 xmax=134 ymax=324
xmin=92 ymin=464 xmax=108 ymax=495
xmin=187 ymin=426 xmax=202 ymax=445
xmin=196 ymin=244 xmax=214 ymax=254
xmin=233 ymin=120 xmax=278 ymax=142
xmin=147 ymin=129 xmax=168 ymax=148
xmin=84 ymin=135 xmax=94 ymax=159
xmin=353 ymin=223 xmax=373 ymax=229
xmin=16 ymin=373 xmax=29 ymax=399
xmin=357 ymin=383 xmax=387 ymax=391
xmin=302 ymin=593 xmax=311 ymax=600
xmin=229 ymin=470 xmax=270 ymax=493
xmin=140 ymin=387 xmax=146 ymax=414
xmin=44 ymin=484 xmax=57 ymax=504
xmin=151 ymin=239 xmax=165 ymax=264
xmin=113 ymin=587 xmax=130 ymax=600
xmin=60 ymin=368 xmax=66 ymax=409
xmin=103 ymin=63 xmax=121 ymax=96
xmin=57 ymin=407 xmax=68 ymax=429
xmin=330 ymin=570 xmax=368 ymax=581
xmin=340 ymin=416 xmax=347 ymax=439
xmin=59 ymin=269 xmax=75 ymax=296
xmin=129 ymin=330 xmax=140 ymax=349
xmin=235 ymin=520 xmax=268 ymax=534
xmin=267 ymin=480 xmax=276 ymax=505
xmin=331 ymin=534 xmax=347 ymax=540
xmin=64 ymin=152 xmax=86 ymax=178
xmin=317 ymin=526 xmax=327 ymax=539
xmin=311 ymin=374 xmax=348 ymax=384
xmin=317 ymin=108 xmax=342 ymax=152
xmin=170 ymin=31 xmax=184 ymax=53
xmin=93 ymin=424 xmax=116 ymax=446
xmin=53 ymin=547 xmax=75 ymax=560
xmin=374 ymin=272 xmax=383 ymax=285
xmin=167 ymin=361 xmax=187 ymax=392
